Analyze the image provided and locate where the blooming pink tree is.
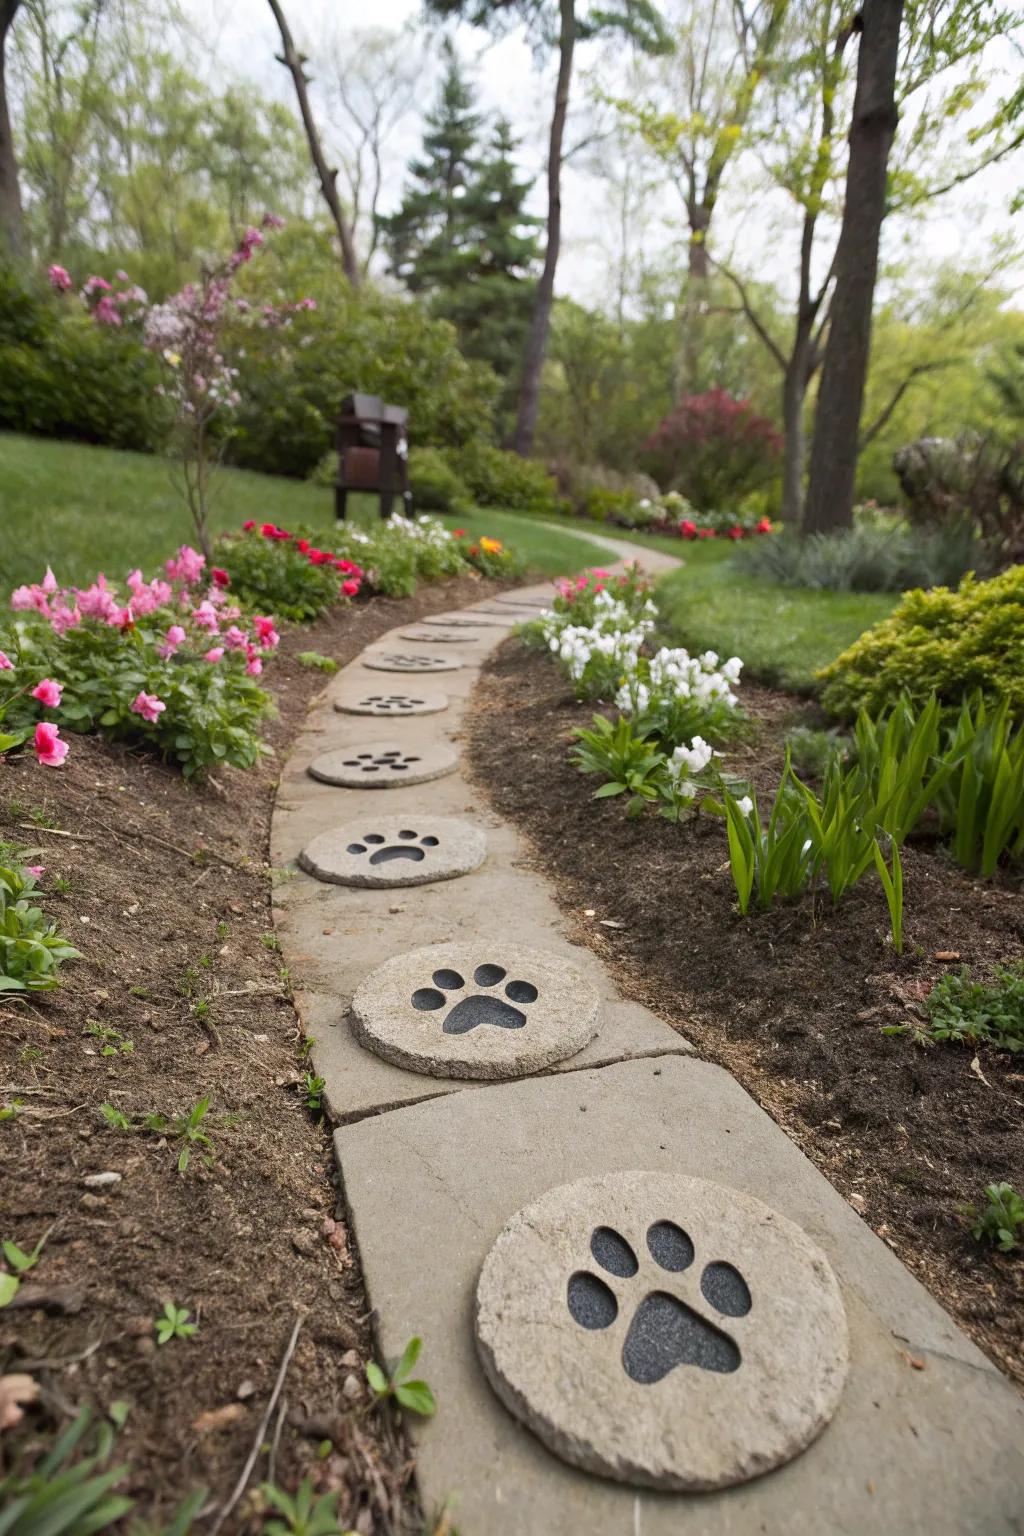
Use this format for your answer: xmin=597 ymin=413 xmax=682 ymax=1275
xmin=51 ymin=217 xmax=314 ymax=562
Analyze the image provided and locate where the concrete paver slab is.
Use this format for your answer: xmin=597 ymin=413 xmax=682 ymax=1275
xmin=308 ymin=741 xmax=457 ymax=789
xmin=335 ymin=1056 xmax=1024 ymax=1535
xmin=362 ymin=651 xmax=462 ymax=673
xmin=333 ymin=688 xmax=449 ymax=718
xmin=299 ymin=815 xmax=486 ymax=889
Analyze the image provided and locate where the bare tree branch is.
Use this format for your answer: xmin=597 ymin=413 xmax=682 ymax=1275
xmin=858 ymin=358 xmax=957 ymax=450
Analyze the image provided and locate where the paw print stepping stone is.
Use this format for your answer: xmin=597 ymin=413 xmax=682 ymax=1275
xmin=362 ymin=651 xmax=462 ymax=674
xmin=398 ymin=629 xmax=475 ymax=644
xmin=299 ymin=816 xmax=485 ymax=889
xmin=351 ymin=942 xmax=599 ymax=1079
xmin=475 ymin=1171 xmax=848 ymax=1492
xmin=419 ymin=615 xmax=510 ymax=629
xmin=334 ymin=689 xmax=448 ymax=718
xmin=308 ymin=741 xmax=457 ymax=789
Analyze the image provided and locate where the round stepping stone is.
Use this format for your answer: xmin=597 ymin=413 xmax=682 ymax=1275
xmin=492 ymin=594 xmax=552 ymax=608
xmin=362 ymin=651 xmax=462 ymax=674
xmin=419 ymin=615 xmax=510 ymax=629
xmin=299 ymin=815 xmax=485 ymax=888
xmin=475 ymin=1170 xmax=849 ymax=1492
xmin=398 ymin=629 xmax=476 ymax=644
xmin=334 ymin=689 xmax=448 ymax=718
xmin=351 ymin=942 xmax=599 ymax=1079
xmin=308 ymin=741 xmax=457 ymax=788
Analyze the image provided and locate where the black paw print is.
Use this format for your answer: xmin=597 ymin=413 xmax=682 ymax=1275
xmin=411 ymin=964 xmax=539 ymax=1035
xmin=567 ymin=1221 xmax=751 ymax=1383
xmin=340 ymin=750 xmax=421 ymax=775
xmin=359 ymin=694 xmax=429 ymax=712
xmin=379 ymin=653 xmax=441 ymax=669
xmin=347 ymin=830 xmax=439 ymax=866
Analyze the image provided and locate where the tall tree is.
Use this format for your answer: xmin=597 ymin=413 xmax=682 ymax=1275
xmin=427 ymin=0 xmax=671 ymax=457
xmin=803 ymin=0 xmax=903 ymax=532
xmin=0 ymin=0 xmax=23 ymax=258
xmin=266 ymin=0 xmax=360 ymax=286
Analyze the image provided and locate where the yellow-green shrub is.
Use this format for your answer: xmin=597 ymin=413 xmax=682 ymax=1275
xmin=818 ymin=565 xmax=1024 ymax=720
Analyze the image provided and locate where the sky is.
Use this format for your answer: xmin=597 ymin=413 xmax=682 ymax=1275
xmin=183 ymin=0 xmax=1024 ymax=311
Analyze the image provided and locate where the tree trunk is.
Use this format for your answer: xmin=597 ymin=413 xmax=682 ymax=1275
xmin=0 ymin=1 xmax=24 ymax=262
xmin=676 ymin=201 xmax=710 ymax=394
xmin=803 ymin=0 xmax=903 ymax=534
xmin=780 ymin=347 xmax=808 ymax=525
xmin=512 ymin=0 xmax=575 ymax=458
xmin=266 ymin=0 xmax=360 ymax=288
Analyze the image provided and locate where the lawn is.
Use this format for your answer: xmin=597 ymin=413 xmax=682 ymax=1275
xmin=656 ymin=556 xmax=896 ymax=692
xmin=0 ymin=433 xmax=611 ymax=592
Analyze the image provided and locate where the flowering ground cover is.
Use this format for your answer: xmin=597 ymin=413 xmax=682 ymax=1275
xmin=0 ymin=568 xmax=499 ymax=1526
xmin=466 ymin=640 xmax=1024 ymax=1388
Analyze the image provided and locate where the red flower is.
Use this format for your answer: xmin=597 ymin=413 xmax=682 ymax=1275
xmin=242 ymin=519 xmax=256 ymax=532
xmin=308 ymin=549 xmax=333 ymax=565
xmin=211 ymin=567 xmax=230 ymax=588
xmin=453 ymin=529 xmax=466 ymax=538
xmin=341 ymin=579 xmax=360 ymax=597
xmin=756 ymin=516 xmax=773 ymax=534
xmin=727 ymin=526 xmax=743 ymax=541
xmin=296 ymin=538 xmax=310 ymax=554
xmin=259 ymin=522 xmax=277 ymax=538
xmin=679 ymin=519 xmax=697 ymax=539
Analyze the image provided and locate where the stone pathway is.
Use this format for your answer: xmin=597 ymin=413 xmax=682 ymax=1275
xmin=271 ymin=537 xmax=1023 ymax=1535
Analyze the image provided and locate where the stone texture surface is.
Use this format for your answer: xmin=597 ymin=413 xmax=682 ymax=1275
xmin=398 ymin=629 xmax=478 ymax=644
xmin=475 ymin=1171 xmax=848 ymax=1491
xmin=299 ymin=815 xmax=486 ymax=889
xmin=335 ymin=1056 xmax=1024 ymax=1535
xmin=333 ymin=688 xmax=449 ymax=718
xmin=351 ymin=941 xmax=600 ymax=1079
xmin=307 ymin=741 xmax=457 ymax=789
xmin=362 ymin=651 xmax=462 ymax=673
xmin=419 ymin=614 xmax=512 ymax=629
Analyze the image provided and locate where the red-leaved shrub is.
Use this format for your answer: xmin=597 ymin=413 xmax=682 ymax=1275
xmin=641 ymin=388 xmax=782 ymax=510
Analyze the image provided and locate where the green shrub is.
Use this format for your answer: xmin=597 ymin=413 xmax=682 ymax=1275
xmin=451 ymin=441 xmax=559 ymax=513
xmin=409 ymin=446 xmax=473 ymax=513
xmin=963 ymin=1182 xmax=1024 ymax=1253
xmin=0 ymin=266 xmax=168 ymax=453
xmin=737 ymin=521 xmax=992 ymax=593
xmin=0 ymin=860 xmax=81 ymax=992
xmin=328 ymin=513 xmax=466 ymax=598
xmin=910 ymin=963 xmax=1024 ymax=1052
xmin=582 ymin=486 xmax=638 ymax=522
xmin=818 ymin=565 xmax=1024 ymax=721
xmin=215 ymin=524 xmax=359 ymax=622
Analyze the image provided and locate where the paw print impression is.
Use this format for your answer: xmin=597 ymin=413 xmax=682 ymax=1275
xmin=341 ymin=749 xmax=421 ymax=775
xmin=412 ymin=964 xmax=539 ymax=1035
xmin=347 ymin=830 xmax=439 ymax=865
xmin=361 ymin=694 xmax=428 ymax=712
xmin=568 ymin=1220 xmax=752 ymax=1384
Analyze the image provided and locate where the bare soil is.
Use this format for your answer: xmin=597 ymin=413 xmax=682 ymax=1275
xmin=465 ymin=641 xmax=1024 ymax=1388
xmin=0 ymin=573 xmax=496 ymax=1531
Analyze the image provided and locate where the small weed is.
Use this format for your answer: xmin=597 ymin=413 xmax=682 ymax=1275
xmin=155 ymin=1301 xmax=198 ymax=1344
xmin=302 ymin=1072 xmax=325 ymax=1113
xmin=101 ymin=1096 xmax=219 ymax=1173
xmin=0 ymin=1228 xmax=48 ymax=1307
xmin=53 ymin=874 xmax=73 ymax=894
xmin=198 ymin=952 xmax=213 ymax=970
xmin=784 ymin=725 xmax=849 ymax=779
xmin=192 ymin=998 xmax=212 ymax=1022
xmin=27 ymin=806 xmax=60 ymax=830
xmin=886 ymin=963 xmax=1024 ymax=1052
xmin=298 ymin=1034 xmax=316 ymax=1060
xmin=297 ymin=651 xmax=340 ymax=674
xmin=366 ymin=1335 xmax=437 ymax=1417
xmin=19 ymin=1044 xmax=43 ymax=1064
xmin=100 ymin=1102 xmax=132 ymax=1130
xmin=129 ymin=983 xmax=150 ymax=999
xmin=259 ymin=1478 xmax=348 ymax=1535
xmin=962 ymin=1182 xmax=1024 ymax=1253
xmin=0 ymin=1097 xmax=23 ymax=1122
xmin=7 ymin=799 xmax=24 ymax=818
xmin=86 ymin=1020 xmax=134 ymax=1057
xmin=216 ymin=920 xmax=230 ymax=941
xmin=261 ymin=931 xmax=281 ymax=952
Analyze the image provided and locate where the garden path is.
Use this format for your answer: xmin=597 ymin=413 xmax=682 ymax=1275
xmin=270 ymin=535 xmax=1023 ymax=1533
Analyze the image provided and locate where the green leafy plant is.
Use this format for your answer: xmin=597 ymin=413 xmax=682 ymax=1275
xmin=100 ymin=1102 xmax=132 ymax=1130
xmin=937 ymin=695 xmax=1024 ymax=876
xmin=155 ymin=1097 xmax=216 ymax=1174
xmin=155 ymin=1302 xmax=198 ymax=1345
xmin=0 ymin=1097 xmax=23 ymax=1122
xmin=784 ymin=725 xmax=848 ymax=779
xmin=0 ymin=861 xmax=81 ymax=992
xmin=894 ymin=963 xmax=1024 ymax=1052
xmin=0 ymin=1406 xmax=135 ymax=1534
xmin=259 ymin=1479 xmax=352 ymax=1536
xmin=296 ymin=652 xmax=339 ymax=674
xmin=215 ymin=525 xmax=356 ymax=622
xmin=872 ymin=838 xmax=904 ymax=956
xmin=963 ymin=1182 xmax=1024 ymax=1253
xmin=87 ymin=1021 xmax=134 ymax=1057
xmin=0 ymin=1229 xmax=47 ymax=1308
xmin=365 ymin=1335 xmax=437 ymax=1417
xmin=571 ymin=714 xmax=668 ymax=818
xmin=301 ymin=1072 xmax=325 ymax=1113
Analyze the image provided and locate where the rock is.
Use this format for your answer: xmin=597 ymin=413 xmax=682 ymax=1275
xmin=236 ymin=1379 xmax=257 ymax=1400
xmin=291 ymin=1229 xmax=318 ymax=1258
xmin=342 ymin=1372 xmax=362 ymax=1402
xmin=134 ymin=1336 xmax=156 ymax=1358
xmin=475 ymin=1170 xmax=848 ymax=1491
xmin=80 ymin=1193 xmax=105 ymax=1211
xmin=351 ymin=942 xmax=600 ymax=1081
xmin=125 ymin=1316 xmax=153 ymax=1337
xmin=340 ymin=1349 xmax=362 ymax=1370
xmin=82 ymin=1171 xmax=121 ymax=1189
xmin=299 ymin=816 xmax=486 ymax=891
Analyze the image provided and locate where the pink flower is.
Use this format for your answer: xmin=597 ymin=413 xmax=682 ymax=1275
xmin=130 ymin=691 xmax=166 ymax=724
xmin=165 ymin=545 xmax=206 ymax=586
xmin=25 ymin=865 xmax=44 ymax=879
xmin=727 ymin=526 xmax=744 ymax=541
xmin=757 ymin=516 xmax=773 ymax=534
xmin=224 ymin=625 xmax=248 ymax=650
xmin=109 ymin=605 xmax=135 ymax=629
xmin=262 ymin=212 xmax=286 ymax=230
xmin=204 ymin=647 xmax=225 ymax=663
xmin=83 ymin=274 xmax=112 ymax=294
xmin=93 ymin=295 xmax=122 ymax=326
xmin=34 ymin=721 xmax=69 ymax=767
xmin=10 ymin=583 xmax=51 ymax=615
xmin=244 ymin=646 xmax=263 ymax=676
xmin=680 ymin=519 xmax=697 ymax=539
xmin=157 ymin=623 xmax=187 ymax=659
xmin=48 ymin=264 xmax=72 ymax=292
xmin=31 ymin=678 xmax=63 ymax=708
xmin=253 ymin=615 xmax=279 ymax=650
xmin=75 ymin=575 xmax=117 ymax=621
xmin=341 ymin=579 xmax=360 ymax=597
xmin=242 ymin=519 xmax=256 ymax=532
xmin=0 ymin=651 xmax=12 ymax=670
xmin=41 ymin=567 xmax=58 ymax=594
xmin=50 ymin=601 xmax=81 ymax=636
xmin=192 ymin=600 xmax=220 ymax=633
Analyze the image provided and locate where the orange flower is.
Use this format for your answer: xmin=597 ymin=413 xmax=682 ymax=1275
xmin=479 ymin=536 xmax=503 ymax=554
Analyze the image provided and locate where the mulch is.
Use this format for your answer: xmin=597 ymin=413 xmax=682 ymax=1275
xmin=0 ymin=572 xmax=498 ymax=1531
xmin=465 ymin=640 xmax=1024 ymax=1388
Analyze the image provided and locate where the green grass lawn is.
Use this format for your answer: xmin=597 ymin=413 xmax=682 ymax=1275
xmin=0 ymin=433 xmax=611 ymax=592
xmin=656 ymin=557 xmax=896 ymax=693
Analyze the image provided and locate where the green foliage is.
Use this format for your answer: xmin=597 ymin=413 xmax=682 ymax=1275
xmin=214 ymin=527 xmax=350 ymax=622
xmin=296 ymin=652 xmax=339 ymax=674
xmin=963 ymin=1183 xmax=1024 ymax=1254
xmin=365 ymin=1335 xmax=437 ymax=1418
xmin=571 ymin=714 xmax=672 ymax=818
xmin=936 ymin=694 xmax=1024 ymax=875
xmin=897 ymin=963 xmax=1024 ymax=1052
xmin=818 ymin=566 xmax=1024 ymax=721
xmin=0 ymin=266 xmax=168 ymax=453
xmin=0 ymin=861 xmax=81 ymax=993
xmin=0 ymin=1228 xmax=47 ymax=1308
xmin=451 ymin=441 xmax=559 ymax=513
xmin=737 ymin=520 xmax=992 ymax=593
xmin=302 ymin=1072 xmax=325 ymax=1113
xmin=0 ymin=1407 xmax=134 ymax=1535
xmin=155 ymin=1302 xmax=198 ymax=1345
xmin=784 ymin=725 xmax=848 ymax=779
xmin=713 ymin=777 xmax=816 ymax=914
xmin=408 ymin=445 xmax=473 ymax=514
xmin=328 ymin=512 xmax=467 ymax=598
xmin=259 ymin=1479 xmax=350 ymax=1536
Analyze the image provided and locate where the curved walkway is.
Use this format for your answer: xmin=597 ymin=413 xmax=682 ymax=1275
xmin=270 ymin=549 xmax=1022 ymax=1535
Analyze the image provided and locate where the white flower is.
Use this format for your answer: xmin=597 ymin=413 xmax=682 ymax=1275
xmin=736 ymin=795 xmax=754 ymax=817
